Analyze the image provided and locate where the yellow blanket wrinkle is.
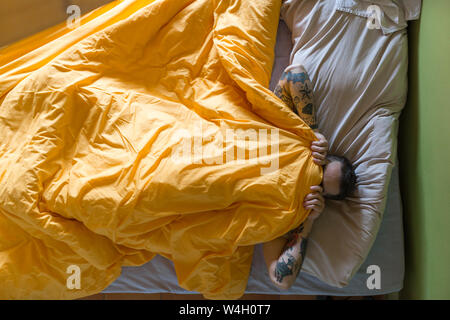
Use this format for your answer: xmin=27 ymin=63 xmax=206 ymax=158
xmin=0 ymin=0 xmax=322 ymax=299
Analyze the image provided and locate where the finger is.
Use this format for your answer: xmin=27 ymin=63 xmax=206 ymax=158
xmin=313 ymin=158 xmax=326 ymax=166
xmin=304 ymin=197 xmax=317 ymax=204
xmin=306 ymin=198 xmax=323 ymax=208
xmin=308 ymin=203 xmax=323 ymax=212
xmin=305 ymin=192 xmax=321 ymax=200
xmin=304 ymin=192 xmax=322 ymax=201
xmin=312 ymin=142 xmax=326 ymax=148
xmin=312 ymin=137 xmax=327 ymax=144
xmin=304 ymin=200 xmax=322 ymax=208
xmin=310 ymin=185 xmax=323 ymax=193
xmin=311 ymin=146 xmax=327 ymax=153
xmin=312 ymin=139 xmax=328 ymax=147
xmin=312 ymin=152 xmax=325 ymax=160
xmin=304 ymin=199 xmax=321 ymax=206
xmin=305 ymin=205 xmax=322 ymax=214
xmin=311 ymin=150 xmax=327 ymax=159
xmin=313 ymin=154 xmax=327 ymax=163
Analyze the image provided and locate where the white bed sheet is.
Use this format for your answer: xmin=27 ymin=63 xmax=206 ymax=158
xmin=102 ymin=19 xmax=405 ymax=296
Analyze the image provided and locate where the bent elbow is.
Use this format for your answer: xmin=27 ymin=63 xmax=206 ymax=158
xmin=268 ymin=262 xmax=295 ymax=291
xmin=269 ymin=275 xmax=293 ymax=291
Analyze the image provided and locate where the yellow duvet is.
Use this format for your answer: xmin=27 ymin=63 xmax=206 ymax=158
xmin=0 ymin=0 xmax=321 ymax=299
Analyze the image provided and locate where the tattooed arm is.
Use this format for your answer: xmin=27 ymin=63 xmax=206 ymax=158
xmin=263 ymin=217 xmax=314 ymax=290
xmin=274 ymin=65 xmax=328 ymax=165
xmin=262 ymin=186 xmax=325 ymax=290
xmin=274 ymin=65 xmax=318 ymax=130
xmin=264 ymin=66 xmax=328 ymax=289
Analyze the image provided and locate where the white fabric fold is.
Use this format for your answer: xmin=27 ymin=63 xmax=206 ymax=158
xmin=334 ymin=0 xmax=422 ymax=34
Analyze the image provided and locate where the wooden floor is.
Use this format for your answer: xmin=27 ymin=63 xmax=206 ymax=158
xmin=78 ymin=293 xmax=385 ymax=300
xmin=0 ymin=0 xmax=113 ymax=47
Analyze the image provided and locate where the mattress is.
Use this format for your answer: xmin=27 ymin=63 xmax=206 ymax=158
xmin=103 ymin=18 xmax=405 ymax=296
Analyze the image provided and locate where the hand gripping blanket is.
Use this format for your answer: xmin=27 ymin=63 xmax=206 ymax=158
xmin=0 ymin=0 xmax=321 ymax=299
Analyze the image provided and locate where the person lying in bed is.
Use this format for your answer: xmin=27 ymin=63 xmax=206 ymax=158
xmin=263 ymin=64 xmax=357 ymax=290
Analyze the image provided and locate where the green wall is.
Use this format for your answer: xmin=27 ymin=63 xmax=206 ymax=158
xmin=399 ymin=0 xmax=450 ymax=300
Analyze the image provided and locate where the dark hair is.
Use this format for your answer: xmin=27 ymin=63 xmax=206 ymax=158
xmin=323 ymin=155 xmax=357 ymax=200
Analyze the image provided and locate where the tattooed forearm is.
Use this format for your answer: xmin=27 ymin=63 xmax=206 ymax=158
xmin=274 ymin=237 xmax=308 ymax=283
xmin=275 ymin=68 xmax=318 ymax=130
xmin=274 ymin=222 xmax=309 ymax=285
xmin=274 ymin=83 xmax=295 ymax=111
xmin=286 ymin=222 xmax=304 ymax=236
xmin=280 ymin=70 xmax=308 ymax=83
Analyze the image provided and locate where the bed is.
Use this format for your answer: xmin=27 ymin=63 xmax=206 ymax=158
xmin=103 ymin=0 xmax=421 ymax=296
xmin=0 ymin=0 xmax=420 ymax=299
